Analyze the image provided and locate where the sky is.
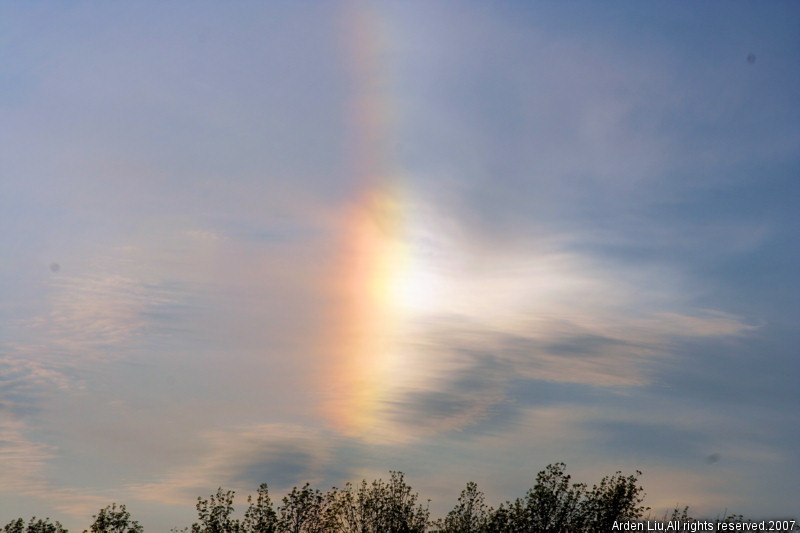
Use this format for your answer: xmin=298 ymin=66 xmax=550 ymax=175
xmin=1 ymin=1 xmax=798 ymax=529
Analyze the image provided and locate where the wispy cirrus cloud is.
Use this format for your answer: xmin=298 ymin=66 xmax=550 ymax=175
xmin=0 ymin=415 xmax=54 ymax=494
xmin=377 ymin=309 xmax=753 ymax=439
xmin=127 ymin=424 xmax=354 ymax=507
xmin=0 ymin=415 xmax=133 ymax=518
xmin=365 ymin=232 xmax=755 ymax=440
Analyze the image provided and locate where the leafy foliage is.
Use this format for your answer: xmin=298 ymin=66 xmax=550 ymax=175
xmin=5 ymin=463 xmax=794 ymax=532
xmin=324 ymin=471 xmax=429 ymax=533
xmin=85 ymin=504 xmax=143 ymax=533
xmin=582 ymin=469 xmax=647 ymax=530
xmin=242 ymin=484 xmax=278 ymax=533
xmin=277 ymin=483 xmax=324 ymax=533
xmin=448 ymin=463 xmax=647 ymax=533
xmin=3 ymin=518 xmax=68 ymax=533
xmin=192 ymin=489 xmax=240 ymax=533
xmin=431 ymin=482 xmax=488 ymax=533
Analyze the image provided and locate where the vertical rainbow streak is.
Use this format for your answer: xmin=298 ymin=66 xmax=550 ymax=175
xmin=330 ymin=186 xmax=408 ymax=434
xmin=322 ymin=2 xmax=409 ymax=436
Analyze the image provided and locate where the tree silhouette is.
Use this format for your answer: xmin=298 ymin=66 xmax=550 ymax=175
xmin=242 ymin=484 xmax=278 ymax=533
xmin=582 ymin=470 xmax=647 ymax=530
xmin=3 ymin=518 xmax=67 ymax=533
xmin=4 ymin=463 xmax=795 ymax=532
xmin=480 ymin=463 xmax=648 ymax=532
xmin=432 ymin=481 xmax=488 ymax=533
xmin=487 ymin=462 xmax=586 ymax=532
xmin=192 ymin=488 xmax=240 ymax=533
xmin=277 ymin=483 xmax=324 ymax=533
xmin=84 ymin=504 xmax=143 ymax=533
xmin=325 ymin=471 xmax=429 ymax=533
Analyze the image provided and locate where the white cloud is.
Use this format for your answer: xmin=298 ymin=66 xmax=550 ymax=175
xmin=346 ymin=216 xmax=756 ymax=440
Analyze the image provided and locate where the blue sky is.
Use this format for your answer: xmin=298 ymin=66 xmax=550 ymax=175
xmin=1 ymin=1 xmax=798 ymax=529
